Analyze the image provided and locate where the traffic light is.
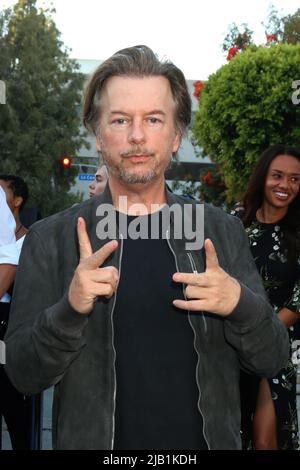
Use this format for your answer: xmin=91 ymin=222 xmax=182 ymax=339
xmin=60 ymin=156 xmax=72 ymax=176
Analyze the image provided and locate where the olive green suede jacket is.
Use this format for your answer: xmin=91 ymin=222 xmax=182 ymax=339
xmin=5 ymin=187 xmax=289 ymax=449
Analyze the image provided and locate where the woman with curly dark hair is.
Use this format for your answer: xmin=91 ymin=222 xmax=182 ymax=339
xmin=232 ymin=144 xmax=300 ymax=450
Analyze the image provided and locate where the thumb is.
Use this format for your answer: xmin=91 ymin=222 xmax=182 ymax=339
xmin=204 ymin=238 xmax=219 ymax=270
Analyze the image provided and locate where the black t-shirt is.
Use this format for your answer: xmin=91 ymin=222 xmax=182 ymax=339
xmin=113 ymin=213 xmax=206 ymax=450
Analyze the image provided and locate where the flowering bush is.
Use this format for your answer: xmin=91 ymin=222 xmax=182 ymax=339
xmin=192 ymin=44 xmax=300 ymax=203
xmin=199 ymin=167 xmax=227 ymax=206
xmin=171 ymin=166 xmax=227 ymax=208
xmin=202 ymin=170 xmax=213 ymax=185
xmin=226 ymin=45 xmax=239 ymax=61
xmin=193 ymin=9 xmax=300 ymax=204
xmin=226 ymin=34 xmax=278 ymax=61
xmin=266 ymin=33 xmax=278 ymax=43
xmin=193 ymin=80 xmax=204 ymax=100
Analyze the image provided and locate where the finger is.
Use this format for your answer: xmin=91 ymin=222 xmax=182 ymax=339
xmin=77 ymin=217 xmax=93 ymax=261
xmin=204 ymin=238 xmax=219 ymax=270
xmin=86 ymin=239 xmax=119 ymax=270
xmin=173 ymin=272 xmax=208 ymax=286
xmin=88 ymin=266 xmax=119 ymax=285
xmin=90 ymin=281 xmax=116 ymax=299
xmin=173 ymin=299 xmax=204 ymax=311
xmin=185 ymin=285 xmax=206 ymax=300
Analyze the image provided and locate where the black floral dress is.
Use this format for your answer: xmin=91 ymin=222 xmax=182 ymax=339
xmin=232 ymin=211 xmax=300 ymax=450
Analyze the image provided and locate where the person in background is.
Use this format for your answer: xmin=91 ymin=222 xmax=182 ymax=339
xmin=0 ymin=186 xmax=17 ymax=302
xmin=231 ymin=144 xmax=300 ymax=450
xmin=0 ymin=174 xmax=31 ymax=450
xmin=89 ymin=164 xmax=108 ymax=197
xmin=4 ymin=46 xmax=288 ymax=450
xmin=0 ymin=175 xmax=28 ymax=243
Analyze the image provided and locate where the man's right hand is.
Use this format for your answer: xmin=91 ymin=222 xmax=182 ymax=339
xmin=68 ymin=217 xmax=119 ymax=314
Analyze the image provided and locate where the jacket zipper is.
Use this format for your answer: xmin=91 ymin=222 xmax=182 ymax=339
xmin=110 ymin=234 xmax=124 ymax=450
xmin=187 ymin=252 xmax=207 ymax=333
xmin=166 ymin=231 xmax=210 ymax=450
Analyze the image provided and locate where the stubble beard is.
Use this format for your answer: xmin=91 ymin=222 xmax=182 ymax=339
xmin=118 ymin=163 xmax=159 ymax=184
xmin=102 ymin=150 xmax=171 ymax=185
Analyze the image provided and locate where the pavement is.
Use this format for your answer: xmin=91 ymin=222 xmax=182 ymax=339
xmin=2 ymin=376 xmax=300 ymax=450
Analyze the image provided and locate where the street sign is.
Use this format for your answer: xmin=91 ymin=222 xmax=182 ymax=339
xmin=78 ymin=174 xmax=95 ymax=181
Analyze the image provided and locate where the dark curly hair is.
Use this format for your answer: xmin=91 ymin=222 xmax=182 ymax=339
xmin=0 ymin=174 xmax=29 ymax=210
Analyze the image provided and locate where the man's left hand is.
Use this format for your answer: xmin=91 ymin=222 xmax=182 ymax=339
xmin=172 ymin=239 xmax=241 ymax=316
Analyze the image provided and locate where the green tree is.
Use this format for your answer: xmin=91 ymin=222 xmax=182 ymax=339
xmin=283 ymin=9 xmax=300 ymax=44
xmin=0 ymin=0 xmax=87 ymax=216
xmin=223 ymin=7 xmax=300 ymax=53
xmin=192 ymin=44 xmax=300 ymax=204
xmin=262 ymin=6 xmax=300 ymax=45
xmin=222 ymin=23 xmax=254 ymax=53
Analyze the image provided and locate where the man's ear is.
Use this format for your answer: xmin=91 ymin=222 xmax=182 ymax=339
xmin=96 ymin=131 xmax=102 ymax=152
xmin=172 ymin=132 xmax=181 ymax=154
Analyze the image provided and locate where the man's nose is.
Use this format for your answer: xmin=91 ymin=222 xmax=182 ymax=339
xmin=89 ymin=182 xmax=95 ymax=190
xmin=128 ymin=120 xmax=146 ymax=145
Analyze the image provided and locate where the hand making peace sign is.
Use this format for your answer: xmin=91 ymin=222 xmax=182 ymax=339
xmin=68 ymin=217 xmax=119 ymax=314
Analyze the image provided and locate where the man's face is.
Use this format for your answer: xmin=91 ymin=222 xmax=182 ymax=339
xmin=96 ymin=76 xmax=181 ymax=186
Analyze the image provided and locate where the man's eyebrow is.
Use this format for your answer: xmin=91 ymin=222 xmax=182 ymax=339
xmin=109 ymin=109 xmax=166 ymax=116
xmin=109 ymin=110 xmax=130 ymax=115
xmin=146 ymin=109 xmax=166 ymax=116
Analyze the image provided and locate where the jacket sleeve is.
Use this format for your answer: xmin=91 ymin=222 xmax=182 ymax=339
xmin=223 ymin=216 xmax=289 ymax=377
xmin=4 ymin=229 xmax=88 ymax=395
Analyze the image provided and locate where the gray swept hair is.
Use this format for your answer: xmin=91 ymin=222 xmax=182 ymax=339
xmin=82 ymin=45 xmax=191 ymax=138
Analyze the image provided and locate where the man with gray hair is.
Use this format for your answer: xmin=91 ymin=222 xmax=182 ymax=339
xmin=5 ymin=45 xmax=288 ymax=450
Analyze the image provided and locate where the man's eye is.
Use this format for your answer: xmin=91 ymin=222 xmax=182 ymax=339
xmin=148 ymin=117 xmax=160 ymax=124
xmin=113 ymin=118 xmax=126 ymax=124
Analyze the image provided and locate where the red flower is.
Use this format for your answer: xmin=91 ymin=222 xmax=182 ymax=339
xmin=226 ymin=46 xmax=239 ymax=61
xmin=266 ymin=33 xmax=277 ymax=43
xmin=202 ymin=171 xmax=213 ymax=185
xmin=193 ymin=80 xmax=204 ymax=100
